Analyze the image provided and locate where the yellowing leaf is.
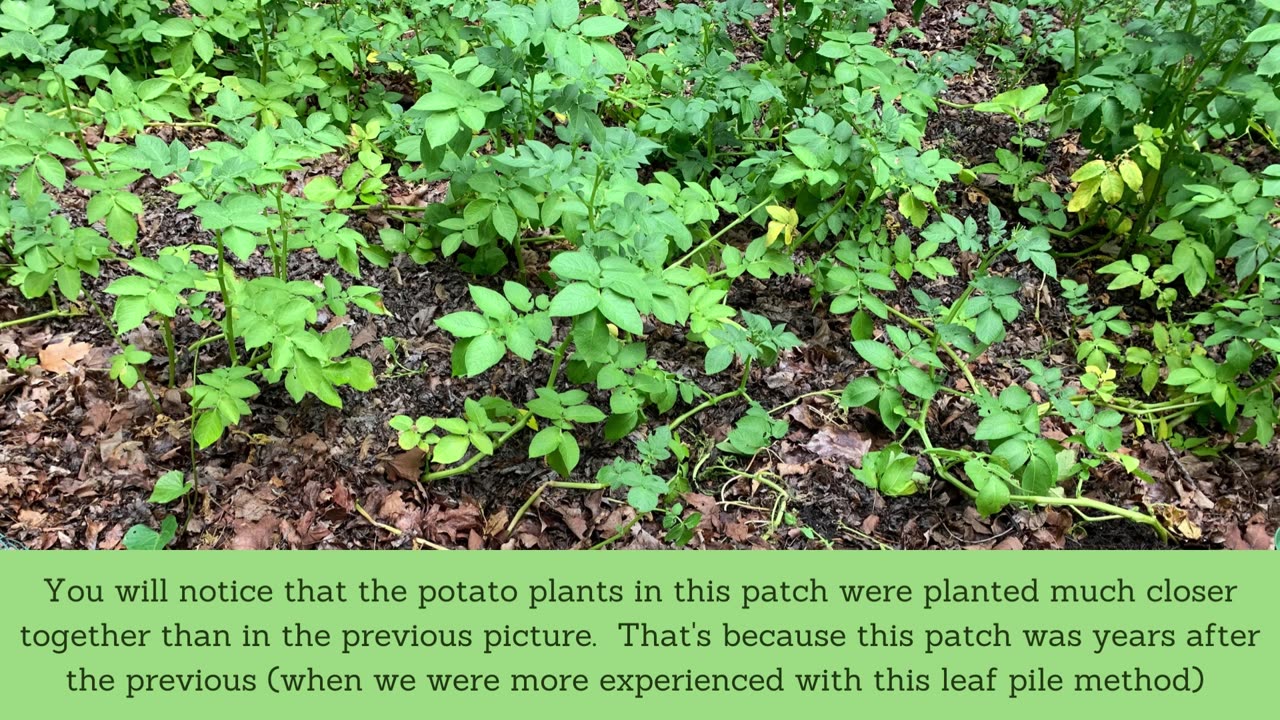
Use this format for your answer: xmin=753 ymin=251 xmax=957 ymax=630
xmin=1067 ymin=178 xmax=1099 ymax=212
xmin=367 ymin=50 xmax=380 ymax=64
xmin=1101 ymin=170 xmax=1124 ymax=203
xmin=765 ymin=205 xmax=797 ymax=225
xmin=764 ymin=205 xmax=798 ymax=246
xmin=1118 ymin=158 xmax=1143 ymax=193
xmin=1070 ymin=159 xmax=1107 ymax=182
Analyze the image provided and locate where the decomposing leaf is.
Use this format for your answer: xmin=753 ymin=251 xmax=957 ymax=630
xmin=38 ymin=338 xmax=93 ymax=374
xmin=805 ymin=427 xmax=872 ymax=466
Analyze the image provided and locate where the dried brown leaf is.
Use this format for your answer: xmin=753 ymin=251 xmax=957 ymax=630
xmin=38 ymin=339 xmax=93 ymax=374
xmin=805 ymin=426 xmax=871 ymax=467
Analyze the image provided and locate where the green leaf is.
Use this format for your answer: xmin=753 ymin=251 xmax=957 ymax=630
xmin=148 ymin=471 xmax=191 ymax=504
xmin=423 ymin=112 xmax=461 ymax=148
xmin=852 ymin=340 xmax=897 ymax=370
xmin=556 ymin=433 xmax=581 ymax=474
xmin=974 ymin=412 xmax=1022 ymax=441
xmin=578 ymin=16 xmax=627 ymax=37
xmin=549 ymin=282 xmax=601 ymax=316
xmin=432 ymin=435 xmax=470 ymax=465
xmin=436 ymin=311 xmax=490 ymax=338
xmin=563 ymin=404 xmax=606 ymax=424
xmin=1245 ymin=23 xmax=1280 ymax=43
xmin=598 ymin=289 xmax=643 ymax=335
xmin=705 ymin=344 xmax=735 ymax=375
xmin=897 ymin=365 xmax=936 ymax=399
xmin=0 ymin=143 xmax=35 ymax=166
xmin=1165 ymin=367 xmax=1201 ymax=386
xmin=113 ymin=296 xmax=151 ymax=333
xmin=550 ymin=251 xmax=601 ymax=281
xmin=976 ymin=478 xmax=1011 ymax=516
xmin=840 ymin=376 xmax=880 ymax=407
xmin=462 ymin=333 xmax=506 ymax=376
xmin=528 ymin=426 xmax=562 ymax=457
xmin=469 ymin=285 xmax=512 ymax=319
xmin=122 ymin=515 xmax=178 ymax=550
xmin=303 ymin=176 xmax=340 ymax=203
xmin=491 ymin=203 xmax=518 ymax=241
xmin=1071 ymin=159 xmax=1107 ymax=182
xmin=34 ymin=154 xmax=65 ymax=188
xmin=550 ymin=0 xmax=579 ymax=29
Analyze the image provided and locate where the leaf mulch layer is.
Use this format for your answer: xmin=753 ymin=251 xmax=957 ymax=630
xmin=1 ymin=0 xmax=1277 ymax=551
xmin=3 ymin=221 xmax=1276 ymax=551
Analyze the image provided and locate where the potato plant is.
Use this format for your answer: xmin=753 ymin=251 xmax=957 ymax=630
xmin=1 ymin=0 xmax=1278 ymax=546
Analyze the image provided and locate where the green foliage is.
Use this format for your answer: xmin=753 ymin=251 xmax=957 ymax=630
xmin=4 ymin=0 xmax=1277 ymax=544
xmin=123 ymin=471 xmax=192 ymax=551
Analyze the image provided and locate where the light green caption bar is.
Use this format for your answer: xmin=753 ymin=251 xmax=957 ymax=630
xmin=1 ymin=551 xmax=1273 ymax=717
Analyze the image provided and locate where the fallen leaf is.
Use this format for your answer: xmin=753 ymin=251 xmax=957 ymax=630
xmin=1221 ymin=524 xmax=1250 ymax=551
xmin=425 ymin=503 xmax=483 ymax=542
xmin=331 ymin=479 xmax=352 ymax=512
xmin=805 ymin=427 xmax=871 ymax=467
xmin=484 ymin=509 xmax=510 ymax=538
xmin=1154 ymin=504 xmax=1202 ymax=541
xmin=1244 ymin=514 xmax=1273 ymax=550
xmin=229 ymin=518 xmax=277 ymax=549
xmin=18 ymin=509 xmax=47 ymax=529
xmin=776 ymin=462 xmax=809 ymax=476
xmin=558 ymin=506 xmax=588 ymax=539
xmin=39 ymin=338 xmax=93 ymax=374
xmin=98 ymin=432 xmax=148 ymax=472
xmin=385 ymin=449 xmax=424 ymax=481
xmin=378 ymin=491 xmax=407 ymax=520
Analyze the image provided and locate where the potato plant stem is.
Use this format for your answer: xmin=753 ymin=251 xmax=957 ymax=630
xmin=917 ymin=427 xmax=1168 ymax=541
xmin=669 ymin=358 xmax=752 ymax=431
xmin=212 ymin=230 xmax=239 ymax=366
xmin=589 ymin=513 xmax=640 ymax=549
xmin=883 ymin=305 xmax=982 ymax=393
xmin=671 ymin=195 xmax=774 ymax=268
xmin=60 ymin=82 xmax=102 ymax=178
xmin=546 ymin=336 xmax=571 ymax=389
xmin=422 ymin=410 xmax=533 ymax=482
xmin=505 ymin=480 xmax=606 ymax=536
xmin=0 ymin=308 xmax=73 ymax=329
xmin=87 ymin=294 xmax=162 ymax=413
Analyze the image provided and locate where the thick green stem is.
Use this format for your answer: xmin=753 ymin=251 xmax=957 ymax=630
xmin=546 ymin=336 xmax=571 ymax=389
xmin=273 ymin=189 xmax=290 ymax=280
xmin=506 ymin=480 xmax=606 ymax=535
xmin=587 ymin=168 xmax=605 ymax=231
xmin=883 ymin=305 xmax=982 ymax=393
xmin=669 ymin=358 xmax=753 ymax=431
xmin=423 ymin=410 xmax=533 ymax=482
xmin=255 ymin=0 xmax=271 ymax=85
xmin=0 ymin=308 xmax=73 ymax=329
xmin=60 ymin=82 xmax=102 ymax=178
xmin=88 ymin=294 xmax=161 ymax=413
xmin=212 ymin=231 xmax=239 ymax=366
xmin=590 ymin=513 xmax=641 ymax=549
xmin=162 ymin=317 xmax=177 ymax=388
xmin=918 ymin=427 xmax=1168 ymax=541
xmin=671 ymin=195 xmax=774 ymax=268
